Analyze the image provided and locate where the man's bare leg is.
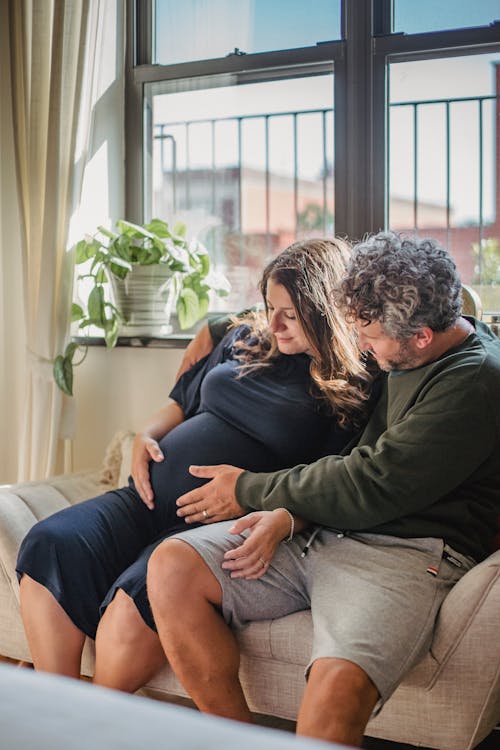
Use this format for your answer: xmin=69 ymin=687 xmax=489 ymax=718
xmin=19 ymin=574 xmax=85 ymax=677
xmin=297 ymin=657 xmax=379 ymax=747
xmin=147 ymin=538 xmax=252 ymax=723
xmin=94 ymin=589 xmax=166 ymax=692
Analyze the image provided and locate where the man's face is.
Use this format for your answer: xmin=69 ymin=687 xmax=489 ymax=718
xmin=355 ymin=319 xmax=421 ymax=372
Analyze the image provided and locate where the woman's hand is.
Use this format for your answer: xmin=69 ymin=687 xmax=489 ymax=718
xmin=221 ymin=509 xmax=295 ymax=580
xmin=131 ymin=433 xmax=165 ymax=510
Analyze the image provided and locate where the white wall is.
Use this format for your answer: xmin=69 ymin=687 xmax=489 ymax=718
xmin=71 ymin=346 xmax=184 ymax=472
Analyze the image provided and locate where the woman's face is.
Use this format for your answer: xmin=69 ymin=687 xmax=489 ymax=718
xmin=266 ymin=279 xmax=313 ymax=356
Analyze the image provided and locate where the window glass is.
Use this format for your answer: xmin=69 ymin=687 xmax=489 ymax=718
xmin=149 ymin=73 xmax=334 ymax=315
xmin=154 ymin=0 xmax=341 ymax=66
xmin=393 ymin=0 xmax=499 ymax=35
xmin=388 ymin=52 xmax=500 ymax=313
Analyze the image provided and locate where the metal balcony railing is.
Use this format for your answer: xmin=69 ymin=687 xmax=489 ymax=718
xmin=154 ymin=94 xmax=499 ymax=243
xmin=154 ymin=107 xmax=334 ymax=239
xmin=388 ymin=94 xmax=499 ymax=246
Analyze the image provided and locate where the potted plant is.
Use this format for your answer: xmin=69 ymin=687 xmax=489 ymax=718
xmin=54 ymin=218 xmax=230 ymax=395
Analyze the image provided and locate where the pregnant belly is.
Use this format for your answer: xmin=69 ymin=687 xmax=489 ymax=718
xmin=148 ymin=412 xmax=282 ymax=529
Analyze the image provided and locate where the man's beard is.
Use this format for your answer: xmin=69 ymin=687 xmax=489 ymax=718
xmin=382 ymin=340 xmax=421 ymax=371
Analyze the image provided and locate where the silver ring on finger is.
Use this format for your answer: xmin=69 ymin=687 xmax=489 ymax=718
xmin=202 ymin=509 xmax=209 ymax=519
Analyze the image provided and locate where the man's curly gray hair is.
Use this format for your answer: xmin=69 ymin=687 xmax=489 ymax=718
xmin=336 ymin=232 xmax=463 ymax=340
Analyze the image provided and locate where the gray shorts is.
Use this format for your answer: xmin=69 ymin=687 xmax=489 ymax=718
xmin=170 ymin=522 xmax=474 ymax=703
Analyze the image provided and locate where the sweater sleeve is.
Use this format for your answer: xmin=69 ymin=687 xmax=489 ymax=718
xmin=235 ymin=368 xmax=496 ymax=530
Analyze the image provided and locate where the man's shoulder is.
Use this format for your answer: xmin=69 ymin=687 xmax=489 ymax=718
xmin=462 ymin=321 xmax=500 ymax=379
xmin=432 ymin=324 xmax=500 ymax=418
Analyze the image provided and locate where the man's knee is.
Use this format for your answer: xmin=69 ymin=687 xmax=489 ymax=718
xmin=147 ymin=539 xmax=220 ymax=606
xmin=308 ymin=657 xmax=379 ymax=708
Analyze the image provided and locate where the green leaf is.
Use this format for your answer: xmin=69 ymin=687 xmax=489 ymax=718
xmin=177 ymin=287 xmax=200 ymax=329
xmin=88 ymin=285 xmax=106 ymax=326
xmin=64 ymin=341 xmax=79 ymax=361
xmin=75 ymin=239 xmax=97 ymax=264
xmin=116 ymin=219 xmax=156 ymax=240
xmin=137 ymin=245 xmax=162 ymax=265
xmin=97 ymin=225 xmax=117 ymax=240
xmin=113 ymin=235 xmax=133 ymax=261
xmin=199 ymin=252 xmax=210 ymax=276
xmin=107 ymin=255 xmax=132 ymax=271
xmin=145 ymin=218 xmax=170 ymax=238
xmin=169 ymin=259 xmax=188 ymax=273
xmin=173 ymin=221 xmax=186 ymax=238
xmin=104 ymin=317 xmax=119 ymax=348
xmin=197 ymin=292 xmax=210 ymax=320
xmin=96 ymin=268 xmax=110 ymax=283
xmin=71 ymin=303 xmax=84 ymax=322
xmin=90 ymin=252 xmax=107 ymax=276
xmin=53 ymin=355 xmax=73 ymax=396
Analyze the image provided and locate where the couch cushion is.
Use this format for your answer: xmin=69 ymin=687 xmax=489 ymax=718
xmin=238 ymin=611 xmax=312 ymax=665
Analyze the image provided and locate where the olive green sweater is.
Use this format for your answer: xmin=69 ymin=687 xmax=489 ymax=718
xmin=236 ymin=319 xmax=500 ymax=562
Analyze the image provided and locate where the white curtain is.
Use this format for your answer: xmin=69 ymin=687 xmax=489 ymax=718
xmin=6 ymin=0 xmax=104 ymax=480
xmin=0 ymin=0 xmax=24 ymax=484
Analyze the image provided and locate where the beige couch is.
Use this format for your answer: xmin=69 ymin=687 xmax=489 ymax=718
xmin=0 ymin=432 xmax=499 ymax=750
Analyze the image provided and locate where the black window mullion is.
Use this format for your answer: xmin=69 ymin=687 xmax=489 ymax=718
xmin=335 ymin=0 xmax=386 ymax=240
xmin=135 ymin=0 xmax=153 ymax=66
xmin=125 ymin=0 xmax=145 ymax=223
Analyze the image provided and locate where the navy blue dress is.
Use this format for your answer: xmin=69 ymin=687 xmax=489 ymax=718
xmin=16 ymin=327 xmax=352 ymax=638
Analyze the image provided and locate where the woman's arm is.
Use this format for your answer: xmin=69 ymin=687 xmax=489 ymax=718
xmin=220 ymin=509 xmax=309 ymax=580
xmin=175 ymin=325 xmax=215 ymax=380
xmin=131 ymin=401 xmax=185 ymax=509
xmin=175 ymin=313 xmax=248 ymax=379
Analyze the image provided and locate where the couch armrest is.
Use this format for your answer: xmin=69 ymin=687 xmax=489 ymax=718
xmin=432 ymin=549 xmax=500 ymax=667
xmin=0 ymin=471 xmax=102 ymax=604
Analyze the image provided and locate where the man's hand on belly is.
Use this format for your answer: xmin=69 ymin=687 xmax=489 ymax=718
xmin=176 ymin=464 xmax=245 ymax=523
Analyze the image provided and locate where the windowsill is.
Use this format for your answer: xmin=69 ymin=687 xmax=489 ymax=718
xmin=72 ymin=335 xmax=191 ymax=349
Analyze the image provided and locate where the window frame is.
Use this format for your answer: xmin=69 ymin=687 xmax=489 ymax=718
xmin=125 ymin=0 xmax=500 ymax=308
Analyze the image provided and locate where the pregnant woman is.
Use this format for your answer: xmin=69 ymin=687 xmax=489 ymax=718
xmin=17 ymin=237 xmax=372 ymax=689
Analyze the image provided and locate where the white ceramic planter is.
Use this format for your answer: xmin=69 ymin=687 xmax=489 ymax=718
xmin=108 ymin=264 xmax=175 ymax=336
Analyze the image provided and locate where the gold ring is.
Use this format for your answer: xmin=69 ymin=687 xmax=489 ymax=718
xmin=259 ymin=557 xmax=267 ymax=568
xmin=202 ymin=509 xmax=209 ymax=519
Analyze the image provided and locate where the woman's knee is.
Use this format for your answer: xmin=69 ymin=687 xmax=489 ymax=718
xmin=97 ymin=589 xmax=150 ymax=648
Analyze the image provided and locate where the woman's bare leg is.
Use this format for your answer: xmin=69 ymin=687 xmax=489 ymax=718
xmin=147 ymin=539 xmax=252 ymax=723
xmin=19 ymin=574 xmax=85 ymax=677
xmin=93 ymin=589 xmax=166 ymax=692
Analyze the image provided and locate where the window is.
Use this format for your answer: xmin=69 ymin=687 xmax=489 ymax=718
xmin=148 ymin=73 xmax=334 ymax=310
xmin=388 ymin=52 xmax=500 ymax=310
xmin=127 ymin=0 xmax=500 ymax=326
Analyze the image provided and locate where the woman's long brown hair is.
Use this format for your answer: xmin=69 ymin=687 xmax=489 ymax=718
xmin=234 ymin=238 xmax=371 ymax=427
